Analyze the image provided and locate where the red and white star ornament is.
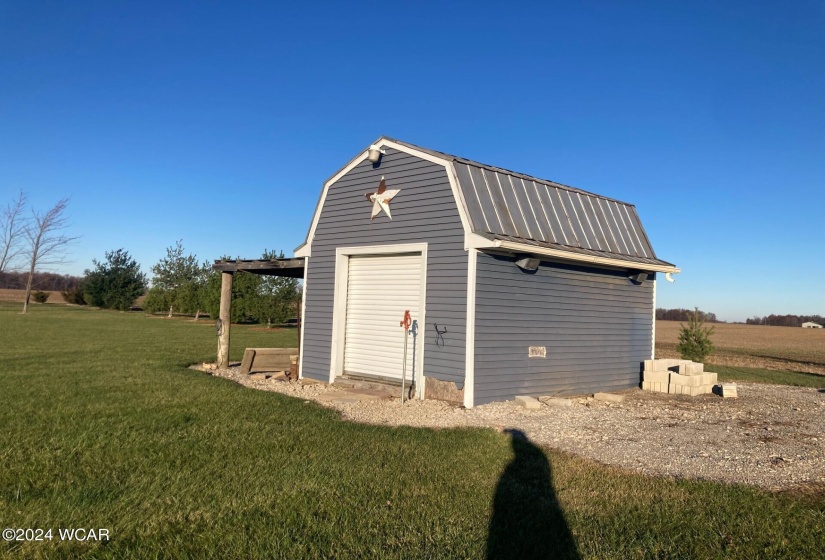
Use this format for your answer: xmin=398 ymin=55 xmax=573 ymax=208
xmin=365 ymin=176 xmax=400 ymax=220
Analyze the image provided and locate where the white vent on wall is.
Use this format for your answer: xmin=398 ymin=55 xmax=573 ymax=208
xmin=529 ymin=346 xmax=547 ymax=358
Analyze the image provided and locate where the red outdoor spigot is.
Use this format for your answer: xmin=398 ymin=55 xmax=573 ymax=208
xmin=400 ymin=310 xmax=411 ymax=331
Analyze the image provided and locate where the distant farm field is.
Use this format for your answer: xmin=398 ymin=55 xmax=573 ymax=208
xmin=0 ymin=288 xmax=147 ymax=308
xmin=0 ymin=288 xmax=65 ymax=303
xmin=656 ymin=321 xmax=825 ymax=375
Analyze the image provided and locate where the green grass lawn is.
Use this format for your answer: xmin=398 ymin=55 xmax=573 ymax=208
xmin=1 ymin=304 xmax=824 ymax=559
xmin=711 ymin=364 xmax=825 ymax=388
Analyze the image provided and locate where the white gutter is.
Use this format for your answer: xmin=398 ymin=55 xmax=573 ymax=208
xmin=465 ymin=233 xmax=681 ymax=274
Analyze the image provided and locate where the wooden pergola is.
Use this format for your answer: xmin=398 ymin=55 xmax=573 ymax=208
xmin=212 ymin=258 xmax=306 ymax=368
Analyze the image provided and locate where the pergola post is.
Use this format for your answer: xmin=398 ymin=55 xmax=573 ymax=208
xmin=217 ymin=271 xmax=233 ymax=368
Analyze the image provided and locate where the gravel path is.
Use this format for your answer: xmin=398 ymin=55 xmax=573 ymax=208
xmin=205 ymin=365 xmax=824 ymax=491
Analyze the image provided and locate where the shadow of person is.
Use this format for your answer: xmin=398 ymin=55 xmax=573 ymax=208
xmin=486 ymin=429 xmax=580 ymax=560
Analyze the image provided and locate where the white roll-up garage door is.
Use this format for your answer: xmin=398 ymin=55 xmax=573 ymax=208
xmin=343 ymin=253 xmax=421 ymax=381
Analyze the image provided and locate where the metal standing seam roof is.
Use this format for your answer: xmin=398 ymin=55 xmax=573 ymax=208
xmin=386 ymin=137 xmax=675 ymax=270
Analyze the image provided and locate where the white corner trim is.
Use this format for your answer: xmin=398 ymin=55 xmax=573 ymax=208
xmin=329 ymin=243 xmax=429 ymax=387
xmin=298 ymin=138 xmax=473 ymax=257
xmin=298 ymin=257 xmax=308 ymax=379
xmin=463 ymin=248 xmax=477 ymax=409
xmin=329 ymin=250 xmax=349 ymax=383
xmin=415 ymin=249 xmax=428 ymax=400
xmin=651 ymin=277 xmax=656 ymax=360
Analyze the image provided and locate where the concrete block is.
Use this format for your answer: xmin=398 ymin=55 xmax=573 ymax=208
xmin=669 ymin=384 xmax=700 ymax=396
xmin=515 ymin=395 xmax=542 ymax=409
xmin=643 ymin=370 xmax=670 ymax=384
xmin=668 ymin=382 xmax=700 ymax=395
xmin=642 ymin=381 xmax=668 ymax=393
xmin=721 ymin=384 xmax=738 ymax=398
xmin=594 ymin=392 xmax=625 ymax=403
xmin=703 ymin=372 xmax=718 ymax=386
xmin=670 ymin=372 xmax=705 ymax=387
xmin=678 ymin=362 xmax=704 ymax=375
xmin=644 ymin=359 xmax=668 ymax=372
xmin=665 ymin=359 xmax=695 ymax=372
xmin=539 ymin=397 xmax=573 ymax=407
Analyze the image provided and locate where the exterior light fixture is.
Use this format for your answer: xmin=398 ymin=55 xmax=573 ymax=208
xmin=367 ymin=145 xmax=386 ymax=163
xmin=515 ymin=256 xmax=540 ymax=271
xmin=628 ymin=270 xmax=648 ymax=283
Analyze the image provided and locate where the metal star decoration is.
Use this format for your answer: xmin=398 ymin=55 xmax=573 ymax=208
xmin=365 ymin=176 xmax=400 ymax=220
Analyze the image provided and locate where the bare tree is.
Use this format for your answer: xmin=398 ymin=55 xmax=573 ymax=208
xmin=21 ymin=198 xmax=79 ymax=314
xmin=0 ymin=190 xmax=28 ymax=273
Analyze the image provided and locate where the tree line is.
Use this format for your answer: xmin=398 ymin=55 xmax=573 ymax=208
xmin=656 ymin=308 xmax=719 ymax=323
xmin=0 ymin=271 xmax=82 ymax=291
xmin=3 ymin=192 xmax=298 ymax=323
xmin=72 ymin=241 xmax=299 ymax=327
xmin=745 ymin=314 xmax=824 ymax=327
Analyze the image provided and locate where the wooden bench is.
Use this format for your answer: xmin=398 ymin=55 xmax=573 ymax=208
xmin=240 ymin=348 xmax=299 ymax=378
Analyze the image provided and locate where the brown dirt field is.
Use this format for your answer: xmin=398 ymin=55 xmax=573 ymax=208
xmin=0 ymin=288 xmax=65 ymax=304
xmin=0 ymin=289 xmax=146 ymax=307
xmin=656 ymin=320 xmax=825 ymax=374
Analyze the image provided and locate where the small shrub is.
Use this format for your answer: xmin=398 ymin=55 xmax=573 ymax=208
xmin=62 ymin=285 xmax=87 ymax=305
xmin=32 ymin=291 xmax=50 ymax=303
xmin=677 ymin=307 xmax=715 ymax=362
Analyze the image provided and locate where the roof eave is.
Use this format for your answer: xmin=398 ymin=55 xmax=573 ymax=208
xmin=466 ymin=233 xmax=680 ymax=274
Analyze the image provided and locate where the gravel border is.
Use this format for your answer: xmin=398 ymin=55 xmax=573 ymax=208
xmin=203 ymin=365 xmax=824 ymax=491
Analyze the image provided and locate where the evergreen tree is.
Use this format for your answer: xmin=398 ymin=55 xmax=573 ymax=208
xmin=83 ymin=249 xmax=147 ymax=311
xmin=203 ymin=264 xmax=263 ymax=323
xmin=676 ymin=307 xmax=715 ymax=362
xmin=149 ymin=240 xmax=202 ymax=317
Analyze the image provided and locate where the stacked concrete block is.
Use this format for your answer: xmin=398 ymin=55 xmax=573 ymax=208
xmin=641 ymin=369 xmax=670 ymax=393
xmin=721 ymin=383 xmax=738 ymax=398
xmin=677 ymin=362 xmax=703 ymax=375
xmin=642 ymin=359 xmax=718 ymax=396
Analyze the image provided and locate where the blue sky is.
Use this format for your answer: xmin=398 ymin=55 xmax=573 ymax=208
xmin=1 ymin=1 xmax=823 ymax=322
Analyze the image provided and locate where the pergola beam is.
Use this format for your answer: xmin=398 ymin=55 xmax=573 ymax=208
xmin=212 ymin=258 xmax=305 ymax=277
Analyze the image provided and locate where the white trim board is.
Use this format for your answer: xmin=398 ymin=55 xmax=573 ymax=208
xmin=651 ymin=277 xmax=656 ymax=360
xmin=298 ymin=256 xmax=308 ymax=379
xmin=295 ymin=137 xmax=473 ymax=258
xmin=463 ymin=248 xmax=477 ymax=409
xmin=329 ymin=243 xmax=429 ymax=399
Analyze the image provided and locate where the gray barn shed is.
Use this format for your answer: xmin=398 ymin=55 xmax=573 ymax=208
xmin=295 ymin=137 xmax=679 ymax=407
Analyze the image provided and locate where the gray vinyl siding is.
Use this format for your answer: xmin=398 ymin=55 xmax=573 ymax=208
xmin=302 ymin=148 xmax=468 ymax=385
xmin=473 ymin=252 xmax=653 ymax=405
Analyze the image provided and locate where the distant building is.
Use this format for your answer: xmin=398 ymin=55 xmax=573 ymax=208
xmin=802 ymin=322 xmax=823 ymax=328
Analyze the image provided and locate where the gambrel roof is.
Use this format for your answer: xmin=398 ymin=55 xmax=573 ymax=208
xmin=297 ymin=136 xmax=679 ymax=273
